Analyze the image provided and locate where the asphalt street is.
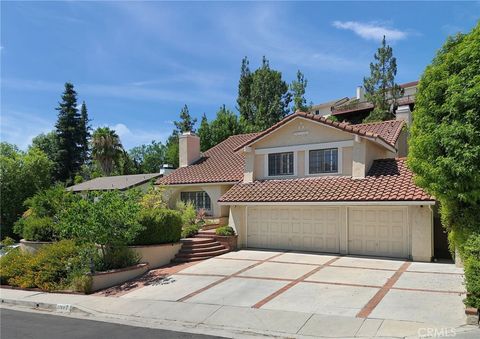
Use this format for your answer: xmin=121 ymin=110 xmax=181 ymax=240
xmin=0 ymin=308 xmax=224 ymax=339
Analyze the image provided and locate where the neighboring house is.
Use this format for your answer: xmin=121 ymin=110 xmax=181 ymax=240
xmin=158 ymin=110 xmax=437 ymax=262
xmin=67 ymin=173 xmax=164 ymax=193
xmin=309 ymin=81 xmax=418 ymax=124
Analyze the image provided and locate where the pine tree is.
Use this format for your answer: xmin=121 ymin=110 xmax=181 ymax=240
xmin=236 ymin=56 xmax=291 ymax=131
xmin=174 ymin=104 xmax=197 ymax=133
xmin=164 ymin=131 xmax=179 ymax=168
xmin=55 ymin=83 xmax=84 ymax=183
xmin=197 ymin=113 xmax=211 ymax=152
xmin=79 ymin=101 xmax=91 ymax=165
xmin=290 ymin=70 xmax=309 ymax=112
xmin=363 ymin=36 xmax=404 ymax=122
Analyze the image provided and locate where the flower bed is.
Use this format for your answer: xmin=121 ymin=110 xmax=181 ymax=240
xmin=128 ymin=242 xmax=182 ymax=269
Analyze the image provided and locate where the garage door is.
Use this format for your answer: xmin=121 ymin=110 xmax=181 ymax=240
xmin=348 ymin=207 xmax=408 ymax=258
xmin=247 ymin=206 xmax=340 ymax=253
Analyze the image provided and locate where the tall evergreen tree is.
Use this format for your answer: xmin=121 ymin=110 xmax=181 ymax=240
xmin=79 ymin=101 xmax=91 ymax=165
xmin=236 ymin=56 xmax=291 ymax=132
xmin=55 ymin=83 xmax=85 ymax=183
xmin=363 ymin=36 xmax=404 ymax=122
xmin=209 ymin=105 xmax=242 ymax=147
xmin=237 ymin=56 xmax=254 ymax=123
xmin=174 ymin=104 xmax=197 ymax=133
xmin=164 ymin=131 xmax=179 ymax=168
xmin=197 ymin=113 xmax=211 ymax=152
xmin=290 ymin=70 xmax=309 ymax=112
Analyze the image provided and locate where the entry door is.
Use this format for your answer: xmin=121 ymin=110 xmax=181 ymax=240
xmin=247 ymin=206 xmax=340 ymax=253
xmin=348 ymin=207 xmax=408 ymax=258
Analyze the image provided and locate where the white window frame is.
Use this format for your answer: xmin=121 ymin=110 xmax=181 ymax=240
xmin=264 ymin=151 xmax=298 ymax=178
xmin=305 ymin=147 xmax=343 ymax=176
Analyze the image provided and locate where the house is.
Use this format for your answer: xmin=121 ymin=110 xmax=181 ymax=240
xmin=67 ymin=172 xmax=165 ymax=193
xmin=157 ymin=110 xmax=436 ymax=262
xmin=309 ymin=81 xmax=418 ymax=124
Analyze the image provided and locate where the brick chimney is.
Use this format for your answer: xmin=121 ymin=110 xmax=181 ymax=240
xmin=179 ymin=132 xmax=200 ymax=168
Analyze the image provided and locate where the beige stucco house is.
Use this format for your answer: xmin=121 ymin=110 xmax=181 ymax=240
xmin=157 ymin=111 xmax=435 ymax=262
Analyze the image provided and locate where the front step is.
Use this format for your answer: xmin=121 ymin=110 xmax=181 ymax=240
xmin=173 ymin=236 xmax=228 ymax=263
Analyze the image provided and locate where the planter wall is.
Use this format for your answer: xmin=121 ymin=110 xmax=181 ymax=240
xmin=129 ymin=242 xmax=182 ymax=269
xmin=19 ymin=239 xmax=54 ymax=254
xmin=89 ymin=263 xmax=149 ymax=292
xmin=214 ymin=235 xmax=238 ymax=251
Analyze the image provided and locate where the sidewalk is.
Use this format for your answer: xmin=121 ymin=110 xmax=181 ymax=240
xmin=1 ymin=288 xmax=479 ymax=338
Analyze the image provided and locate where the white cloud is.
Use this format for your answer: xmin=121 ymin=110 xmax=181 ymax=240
xmin=333 ymin=21 xmax=408 ymax=41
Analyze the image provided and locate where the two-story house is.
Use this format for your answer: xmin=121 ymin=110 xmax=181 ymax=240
xmin=157 ymin=111 xmax=435 ymax=262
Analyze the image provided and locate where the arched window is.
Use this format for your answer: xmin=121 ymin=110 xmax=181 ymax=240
xmin=180 ymin=191 xmax=211 ymax=212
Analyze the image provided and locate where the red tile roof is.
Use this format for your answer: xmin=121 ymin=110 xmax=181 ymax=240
xmin=156 ymin=133 xmax=259 ymax=185
xmin=219 ymin=158 xmax=433 ymax=203
xmin=235 ymin=112 xmax=404 ymax=151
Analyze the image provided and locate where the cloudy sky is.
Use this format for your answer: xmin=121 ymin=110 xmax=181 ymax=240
xmin=1 ymin=1 xmax=478 ymax=149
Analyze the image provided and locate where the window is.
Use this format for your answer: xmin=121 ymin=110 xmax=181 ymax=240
xmin=268 ymin=152 xmax=294 ymax=176
xmin=309 ymin=148 xmax=338 ymax=174
xmin=180 ymin=191 xmax=211 ymax=211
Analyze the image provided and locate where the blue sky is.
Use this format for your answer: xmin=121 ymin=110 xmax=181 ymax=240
xmin=1 ymin=1 xmax=478 ymax=150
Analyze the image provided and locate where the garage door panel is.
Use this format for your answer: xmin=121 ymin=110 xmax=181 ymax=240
xmin=247 ymin=206 xmax=340 ymax=253
xmin=348 ymin=207 xmax=408 ymax=259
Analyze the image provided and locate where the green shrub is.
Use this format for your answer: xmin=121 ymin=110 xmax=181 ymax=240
xmin=0 ymin=248 xmax=33 ymax=287
xmin=1 ymin=237 xmax=15 ymax=247
xmin=14 ymin=216 xmax=56 ymax=242
xmin=215 ymin=226 xmax=235 ymax=236
xmin=24 ymin=185 xmax=79 ymax=218
xmin=181 ymin=225 xmax=200 ymax=239
xmin=176 ymin=201 xmax=197 ymax=227
xmin=97 ymin=246 xmax=140 ymax=272
xmin=0 ymin=240 xmax=92 ymax=293
xmin=131 ymin=208 xmax=182 ymax=245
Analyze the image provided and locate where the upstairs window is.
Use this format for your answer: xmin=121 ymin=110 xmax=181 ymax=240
xmin=268 ymin=152 xmax=294 ymax=176
xmin=309 ymin=148 xmax=338 ymax=174
xmin=180 ymin=191 xmax=211 ymax=211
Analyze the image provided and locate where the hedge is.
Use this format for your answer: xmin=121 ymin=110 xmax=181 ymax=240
xmin=131 ymin=209 xmax=182 ymax=245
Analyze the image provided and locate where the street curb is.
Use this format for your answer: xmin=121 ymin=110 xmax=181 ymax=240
xmin=0 ymin=297 xmax=94 ymax=316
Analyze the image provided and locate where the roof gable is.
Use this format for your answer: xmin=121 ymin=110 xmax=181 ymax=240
xmin=235 ymin=112 xmax=404 ymax=152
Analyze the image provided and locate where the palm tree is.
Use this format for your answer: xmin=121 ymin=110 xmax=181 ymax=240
xmin=92 ymin=127 xmax=123 ymax=176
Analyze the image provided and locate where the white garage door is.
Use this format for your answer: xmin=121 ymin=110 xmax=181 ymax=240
xmin=348 ymin=207 xmax=408 ymax=258
xmin=247 ymin=206 xmax=340 ymax=253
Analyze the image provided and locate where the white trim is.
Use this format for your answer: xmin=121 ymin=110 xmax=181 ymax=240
xmin=220 ymin=201 xmax=435 ymax=206
xmin=255 ymin=140 xmax=353 ymax=155
xmin=305 ymin=147 xmax=343 ymax=176
xmin=264 ymin=151 xmax=298 ymax=178
xmin=160 ymin=181 xmax=238 ymax=187
xmin=242 ymin=115 xmax=396 ymax=153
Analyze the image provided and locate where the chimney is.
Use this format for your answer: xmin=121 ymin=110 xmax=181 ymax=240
xmin=179 ymin=132 xmax=200 ymax=168
xmin=160 ymin=164 xmax=175 ymax=176
xmin=396 ymin=105 xmax=412 ymax=126
xmin=356 ymin=86 xmax=364 ymax=101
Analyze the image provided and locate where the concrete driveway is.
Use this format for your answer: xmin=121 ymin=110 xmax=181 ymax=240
xmin=121 ymin=250 xmax=467 ymax=337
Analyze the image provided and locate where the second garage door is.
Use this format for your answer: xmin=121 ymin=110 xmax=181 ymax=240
xmin=348 ymin=207 xmax=408 ymax=258
xmin=247 ymin=206 xmax=340 ymax=253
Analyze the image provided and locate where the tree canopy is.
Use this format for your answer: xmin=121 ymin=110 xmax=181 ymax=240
xmin=129 ymin=140 xmax=166 ymax=173
xmin=408 ymin=23 xmax=480 ymax=307
xmin=91 ymin=127 xmax=124 ymax=176
xmin=290 ymin=70 xmax=309 ymax=113
xmin=0 ymin=143 xmax=54 ymax=238
xmin=237 ymin=56 xmax=292 ymax=132
xmin=174 ymin=104 xmax=197 ymax=133
xmin=363 ymin=36 xmax=403 ymax=123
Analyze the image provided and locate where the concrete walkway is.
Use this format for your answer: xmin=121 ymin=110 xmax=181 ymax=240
xmin=1 ymin=250 xmax=477 ymax=338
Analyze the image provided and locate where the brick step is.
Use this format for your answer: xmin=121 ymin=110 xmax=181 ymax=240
xmin=173 ymin=256 xmax=217 ymax=263
xmin=179 ymin=244 xmax=226 ymax=253
xmin=175 ymin=248 xmax=229 ymax=259
xmin=180 ymin=237 xmax=215 ymax=244
xmin=181 ymin=241 xmax=221 ymax=250
xmin=200 ymin=223 xmax=220 ymax=231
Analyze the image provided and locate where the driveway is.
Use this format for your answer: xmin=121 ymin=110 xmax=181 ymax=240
xmin=120 ymin=250 xmax=467 ymax=336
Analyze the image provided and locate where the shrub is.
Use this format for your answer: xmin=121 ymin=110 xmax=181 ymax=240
xmin=131 ymin=208 xmax=182 ymax=245
xmin=0 ymin=240 xmax=92 ymax=293
xmin=215 ymin=226 xmax=235 ymax=236
xmin=14 ymin=216 xmax=56 ymax=242
xmin=24 ymin=185 xmax=79 ymax=218
xmin=181 ymin=225 xmax=200 ymax=239
xmin=139 ymin=187 xmax=167 ymax=210
xmin=97 ymin=246 xmax=140 ymax=272
xmin=176 ymin=201 xmax=196 ymax=226
xmin=1 ymin=237 xmax=15 ymax=247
